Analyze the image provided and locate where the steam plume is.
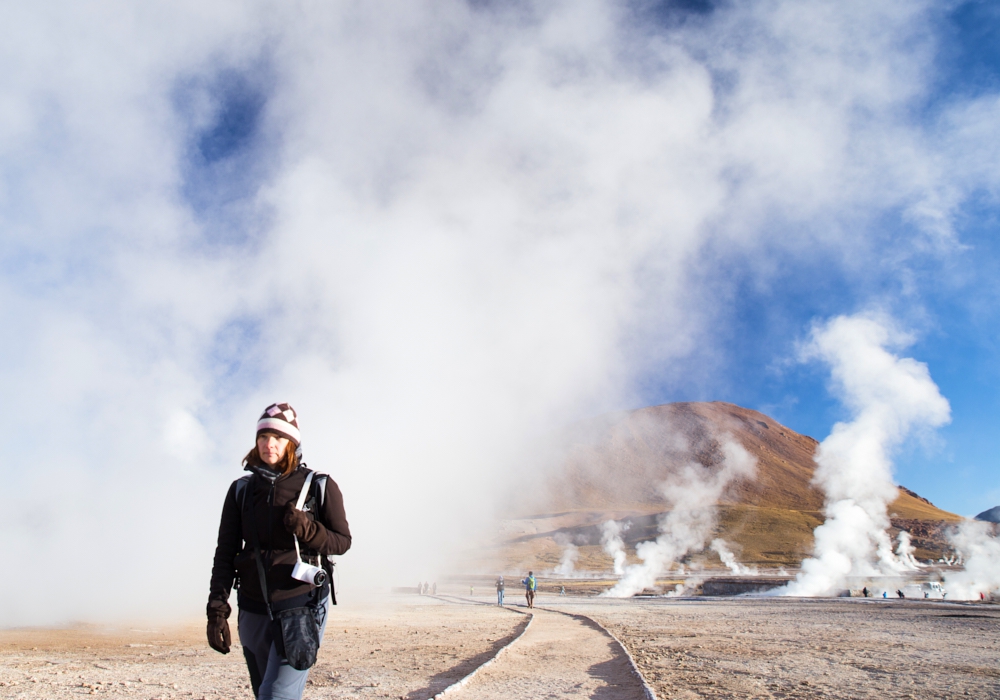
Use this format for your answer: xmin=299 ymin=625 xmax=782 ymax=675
xmin=783 ymin=314 xmax=950 ymax=596
xmin=601 ymin=520 xmax=629 ymax=575
xmin=606 ymin=439 xmax=756 ymax=597
xmin=553 ymin=535 xmax=580 ymax=577
xmin=895 ymin=531 xmax=923 ymax=570
xmin=711 ymin=538 xmax=756 ymax=576
xmin=943 ymin=521 xmax=1000 ymax=600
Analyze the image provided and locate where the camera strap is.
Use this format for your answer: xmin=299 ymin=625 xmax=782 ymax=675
xmin=292 ymin=470 xmax=315 ymax=565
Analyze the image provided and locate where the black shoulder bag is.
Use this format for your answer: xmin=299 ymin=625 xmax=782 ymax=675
xmin=243 ymin=474 xmax=322 ymax=671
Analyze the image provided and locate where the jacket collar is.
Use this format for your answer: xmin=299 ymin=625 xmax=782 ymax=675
xmin=243 ymin=462 xmax=309 ymax=484
xmin=244 ymin=462 xmax=281 ymax=484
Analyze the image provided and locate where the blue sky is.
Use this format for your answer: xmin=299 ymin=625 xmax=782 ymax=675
xmin=671 ymin=1 xmax=1000 ymax=517
xmin=2 ymin=0 xmax=1000 ymax=622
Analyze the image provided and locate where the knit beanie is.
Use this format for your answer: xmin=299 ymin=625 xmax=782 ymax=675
xmin=256 ymin=402 xmax=301 ymax=446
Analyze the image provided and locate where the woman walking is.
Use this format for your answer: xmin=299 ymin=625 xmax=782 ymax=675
xmin=207 ymin=403 xmax=352 ymax=699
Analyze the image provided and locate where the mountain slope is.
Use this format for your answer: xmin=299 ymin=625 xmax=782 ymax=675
xmin=489 ymin=402 xmax=959 ymax=571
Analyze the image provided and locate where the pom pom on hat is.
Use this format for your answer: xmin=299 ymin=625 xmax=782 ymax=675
xmin=256 ymin=402 xmax=301 ymax=445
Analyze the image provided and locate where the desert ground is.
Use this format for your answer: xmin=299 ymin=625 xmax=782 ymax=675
xmin=1 ymin=590 xmax=997 ymax=699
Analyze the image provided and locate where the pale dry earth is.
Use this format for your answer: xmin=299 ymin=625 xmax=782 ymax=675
xmin=0 ymin=596 xmax=525 ymax=700
xmin=2 ymin=593 xmax=999 ymax=699
xmin=556 ymin=596 xmax=1000 ymax=699
xmin=450 ymin=607 xmax=645 ymax=700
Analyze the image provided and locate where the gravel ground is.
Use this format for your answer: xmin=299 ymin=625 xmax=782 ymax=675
xmin=2 ymin=594 xmax=998 ymax=699
xmin=556 ymin=596 xmax=1000 ymax=699
xmin=0 ymin=596 xmax=525 ymax=700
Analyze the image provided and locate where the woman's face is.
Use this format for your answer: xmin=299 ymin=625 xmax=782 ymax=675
xmin=257 ymin=432 xmax=290 ymax=466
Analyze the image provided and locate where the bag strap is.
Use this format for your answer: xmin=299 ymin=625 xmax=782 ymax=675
xmin=241 ymin=475 xmax=274 ymax=620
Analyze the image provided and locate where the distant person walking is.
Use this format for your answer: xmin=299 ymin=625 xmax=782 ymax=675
xmin=496 ymin=576 xmax=505 ymax=606
xmin=207 ymin=403 xmax=352 ymax=700
xmin=522 ymin=571 xmax=537 ymax=608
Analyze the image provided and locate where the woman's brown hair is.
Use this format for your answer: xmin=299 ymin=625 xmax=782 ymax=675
xmin=244 ymin=435 xmax=299 ymax=475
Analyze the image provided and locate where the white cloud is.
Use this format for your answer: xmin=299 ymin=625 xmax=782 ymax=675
xmin=0 ymin=0 xmax=997 ymax=624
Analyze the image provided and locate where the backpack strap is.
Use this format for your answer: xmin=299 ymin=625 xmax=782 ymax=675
xmin=234 ymin=474 xmax=252 ymax=509
xmin=312 ymin=474 xmax=328 ymax=509
xmin=305 ymin=472 xmax=336 ymax=605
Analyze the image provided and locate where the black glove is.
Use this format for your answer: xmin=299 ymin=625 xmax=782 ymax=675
xmin=284 ymin=504 xmax=319 ymax=543
xmin=206 ymin=600 xmax=231 ymax=654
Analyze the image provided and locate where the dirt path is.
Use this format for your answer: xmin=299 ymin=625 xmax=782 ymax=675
xmin=450 ymin=606 xmax=648 ymax=700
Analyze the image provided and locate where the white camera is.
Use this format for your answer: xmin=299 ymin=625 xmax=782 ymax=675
xmin=292 ymin=560 xmax=327 ymax=586
xmin=289 ymin=471 xmax=328 ymax=587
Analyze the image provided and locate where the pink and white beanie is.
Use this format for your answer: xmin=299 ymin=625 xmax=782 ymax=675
xmin=256 ymin=402 xmax=301 ymax=446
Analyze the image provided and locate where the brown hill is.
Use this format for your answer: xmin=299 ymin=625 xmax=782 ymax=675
xmin=486 ymin=402 xmax=960 ymax=572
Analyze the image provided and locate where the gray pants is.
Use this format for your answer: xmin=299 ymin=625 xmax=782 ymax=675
xmin=238 ymin=598 xmax=329 ymax=700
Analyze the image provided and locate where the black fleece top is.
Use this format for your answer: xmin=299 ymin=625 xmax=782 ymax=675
xmin=208 ymin=464 xmax=351 ymax=614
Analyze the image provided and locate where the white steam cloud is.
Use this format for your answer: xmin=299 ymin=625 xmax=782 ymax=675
xmin=711 ymin=538 xmax=756 ymax=576
xmin=895 ymin=531 xmax=923 ymax=570
xmin=606 ymin=439 xmax=756 ymax=597
xmin=601 ymin=520 xmax=629 ymax=575
xmin=553 ymin=536 xmax=580 ymax=577
xmin=1 ymin=2 xmax=998 ymax=625
xmin=943 ymin=521 xmax=1000 ymax=600
xmin=783 ymin=314 xmax=950 ymax=596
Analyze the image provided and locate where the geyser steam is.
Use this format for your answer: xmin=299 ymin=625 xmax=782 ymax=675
xmin=554 ymin=535 xmax=580 ymax=577
xmin=606 ymin=438 xmax=756 ymax=597
xmin=601 ymin=520 xmax=630 ymax=575
xmin=711 ymin=538 xmax=756 ymax=576
xmin=895 ymin=531 xmax=923 ymax=570
xmin=943 ymin=521 xmax=1000 ymax=600
xmin=783 ymin=314 xmax=950 ymax=597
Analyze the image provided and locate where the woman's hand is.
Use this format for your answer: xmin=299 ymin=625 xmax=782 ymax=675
xmin=206 ymin=601 xmax=231 ymax=654
xmin=284 ymin=504 xmax=319 ymax=542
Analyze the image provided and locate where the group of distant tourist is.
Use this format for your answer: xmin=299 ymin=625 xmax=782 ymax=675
xmin=493 ymin=572 xmax=537 ymax=607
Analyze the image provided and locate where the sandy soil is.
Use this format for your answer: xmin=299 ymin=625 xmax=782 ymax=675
xmin=453 ymin=608 xmax=645 ymax=699
xmin=0 ymin=596 xmax=525 ymax=700
xmin=556 ymin=596 xmax=1000 ymax=699
xmin=2 ymin=593 xmax=998 ymax=699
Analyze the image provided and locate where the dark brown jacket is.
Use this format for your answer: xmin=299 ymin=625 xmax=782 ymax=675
xmin=208 ymin=465 xmax=351 ymax=612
